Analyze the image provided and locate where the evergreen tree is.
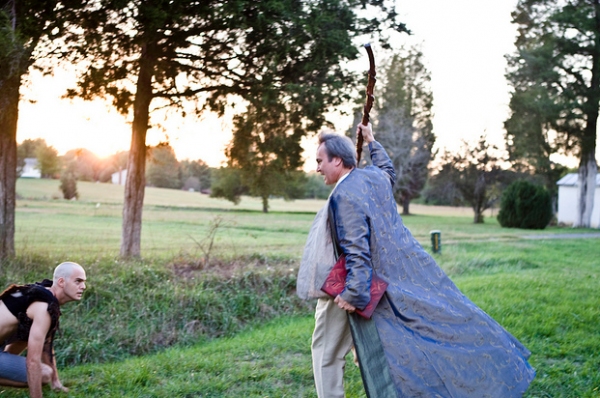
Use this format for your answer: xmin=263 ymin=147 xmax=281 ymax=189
xmin=498 ymin=180 xmax=553 ymax=229
xmin=375 ymin=47 xmax=435 ymax=215
xmin=428 ymin=137 xmax=508 ymax=224
xmin=66 ymin=0 xmax=407 ymax=254
xmin=180 ymin=159 xmax=211 ymax=192
xmin=59 ymin=160 xmax=79 ymax=200
xmin=34 ymin=141 xmax=60 ymax=179
xmin=506 ymin=0 xmax=600 ymax=228
xmin=146 ymin=143 xmax=181 ymax=189
xmin=0 ymin=0 xmax=83 ymax=259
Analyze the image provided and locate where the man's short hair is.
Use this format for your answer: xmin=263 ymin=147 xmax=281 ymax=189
xmin=318 ymin=132 xmax=357 ymax=168
xmin=53 ymin=262 xmax=82 ymax=283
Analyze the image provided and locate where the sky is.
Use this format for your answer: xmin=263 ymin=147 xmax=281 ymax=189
xmin=16 ymin=0 xmax=587 ymax=170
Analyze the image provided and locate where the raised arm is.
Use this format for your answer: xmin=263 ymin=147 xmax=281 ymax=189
xmin=356 ymin=123 xmax=396 ymax=185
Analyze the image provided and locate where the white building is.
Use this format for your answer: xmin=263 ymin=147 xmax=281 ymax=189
xmin=556 ymin=173 xmax=600 ymax=228
xmin=111 ymin=169 xmax=127 ymax=185
xmin=21 ymin=158 xmax=41 ymax=178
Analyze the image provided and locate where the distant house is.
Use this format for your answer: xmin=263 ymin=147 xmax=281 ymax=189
xmin=556 ymin=173 xmax=600 ymax=228
xmin=21 ymin=158 xmax=41 ymax=178
xmin=111 ymin=169 xmax=127 ymax=185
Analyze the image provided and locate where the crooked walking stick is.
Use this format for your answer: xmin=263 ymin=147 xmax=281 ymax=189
xmin=356 ymin=43 xmax=376 ymax=164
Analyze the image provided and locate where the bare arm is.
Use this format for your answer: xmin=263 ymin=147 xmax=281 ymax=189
xmin=26 ymin=302 xmax=51 ymax=398
xmin=42 ymin=342 xmax=67 ymax=392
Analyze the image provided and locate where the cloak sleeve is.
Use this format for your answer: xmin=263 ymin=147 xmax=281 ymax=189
xmin=329 ymin=190 xmax=373 ymax=310
xmin=368 ymin=141 xmax=395 ymax=187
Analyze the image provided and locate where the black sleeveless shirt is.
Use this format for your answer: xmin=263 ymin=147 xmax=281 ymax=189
xmin=0 ymin=280 xmax=61 ymax=346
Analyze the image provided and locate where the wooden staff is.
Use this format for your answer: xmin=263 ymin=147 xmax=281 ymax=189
xmin=357 ymin=43 xmax=376 ymax=163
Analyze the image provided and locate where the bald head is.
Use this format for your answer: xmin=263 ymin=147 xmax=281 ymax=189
xmin=53 ymin=262 xmax=84 ymax=284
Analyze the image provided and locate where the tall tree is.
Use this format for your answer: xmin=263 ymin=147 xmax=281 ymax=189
xmin=67 ymin=0 xmax=406 ymax=254
xmin=506 ymin=0 xmax=600 ymax=228
xmin=62 ymin=148 xmax=103 ymax=181
xmin=180 ymin=159 xmax=211 ymax=192
xmin=225 ymin=99 xmax=305 ymax=213
xmin=146 ymin=143 xmax=180 ymax=189
xmin=35 ymin=141 xmax=60 ymax=178
xmin=0 ymin=0 xmax=80 ymax=259
xmin=428 ymin=137 xmax=507 ymax=224
xmin=17 ymin=138 xmax=45 ymax=176
xmin=375 ymin=47 xmax=435 ymax=215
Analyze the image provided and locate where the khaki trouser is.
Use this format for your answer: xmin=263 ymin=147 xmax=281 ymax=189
xmin=311 ymin=297 xmax=354 ymax=398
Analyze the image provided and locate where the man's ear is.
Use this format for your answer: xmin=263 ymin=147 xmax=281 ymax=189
xmin=56 ymin=277 xmax=66 ymax=288
xmin=333 ymin=157 xmax=343 ymax=166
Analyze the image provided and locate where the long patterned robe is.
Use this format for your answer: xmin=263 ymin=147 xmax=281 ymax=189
xmin=327 ymin=141 xmax=535 ymax=397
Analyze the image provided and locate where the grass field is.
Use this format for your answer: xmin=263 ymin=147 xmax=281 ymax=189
xmin=1 ymin=178 xmax=599 ymax=397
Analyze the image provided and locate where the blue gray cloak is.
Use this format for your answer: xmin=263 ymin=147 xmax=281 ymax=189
xmin=328 ymin=141 xmax=535 ymax=397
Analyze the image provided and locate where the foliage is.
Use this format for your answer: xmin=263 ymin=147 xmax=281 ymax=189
xmin=427 ymin=137 xmax=509 ymax=223
xmin=146 ymin=143 xmax=180 ymax=189
xmin=227 ymin=101 xmax=306 ymax=213
xmin=375 ymin=46 xmax=435 ymax=215
xmin=0 ymin=0 xmax=87 ymax=259
xmin=16 ymin=138 xmax=43 ymax=176
xmin=209 ymin=167 xmax=248 ymax=205
xmin=179 ymin=159 xmax=211 ymax=192
xmin=497 ymin=180 xmax=553 ymax=229
xmin=61 ymin=148 xmax=113 ymax=183
xmin=16 ymin=138 xmax=62 ymax=179
xmin=218 ymin=1 xmax=408 ymax=213
xmin=303 ymin=172 xmax=332 ymax=200
xmin=59 ymin=160 xmax=79 ymax=200
xmin=0 ymin=255 xmax=311 ymax=368
xmin=17 ymin=177 xmax=596 ymax=260
xmin=34 ymin=140 xmax=60 ymax=178
xmin=7 ymin=179 xmax=600 ymax=398
xmin=2 ymin=231 xmax=600 ymax=396
xmin=422 ymin=162 xmax=465 ymax=207
xmin=506 ymin=0 xmax=600 ymax=227
xmin=64 ymin=0 xmax=406 ymax=256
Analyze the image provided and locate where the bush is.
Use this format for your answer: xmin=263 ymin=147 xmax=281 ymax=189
xmin=0 ymin=255 xmax=311 ymax=367
xmin=497 ymin=180 xmax=553 ymax=229
xmin=60 ymin=165 xmax=79 ymax=200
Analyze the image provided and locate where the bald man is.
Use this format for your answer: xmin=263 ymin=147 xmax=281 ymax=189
xmin=0 ymin=262 xmax=87 ymax=398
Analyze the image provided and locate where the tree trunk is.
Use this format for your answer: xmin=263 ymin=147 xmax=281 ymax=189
xmin=261 ymin=195 xmax=268 ymax=213
xmin=120 ymin=44 xmax=155 ymax=258
xmin=575 ymin=0 xmax=600 ymax=229
xmin=0 ymin=74 xmax=20 ymax=260
xmin=401 ymin=199 xmax=410 ymax=215
xmin=473 ymin=196 xmax=485 ymax=224
xmin=574 ymin=153 xmax=598 ymax=228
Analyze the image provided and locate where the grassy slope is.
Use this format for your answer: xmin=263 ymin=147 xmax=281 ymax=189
xmin=6 ymin=238 xmax=598 ymax=398
xmin=2 ymin=179 xmax=599 ymax=397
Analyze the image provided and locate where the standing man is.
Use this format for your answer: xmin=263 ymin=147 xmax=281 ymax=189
xmin=0 ymin=261 xmax=87 ymax=398
xmin=308 ymin=123 xmax=535 ymax=397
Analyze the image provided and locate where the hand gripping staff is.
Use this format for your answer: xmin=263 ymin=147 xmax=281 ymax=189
xmin=356 ymin=43 xmax=376 ymax=163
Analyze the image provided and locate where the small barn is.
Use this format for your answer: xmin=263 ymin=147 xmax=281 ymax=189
xmin=556 ymin=173 xmax=600 ymax=228
xmin=21 ymin=158 xmax=41 ymax=178
xmin=111 ymin=169 xmax=127 ymax=185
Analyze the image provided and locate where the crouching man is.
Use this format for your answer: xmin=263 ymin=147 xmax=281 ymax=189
xmin=0 ymin=262 xmax=86 ymax=397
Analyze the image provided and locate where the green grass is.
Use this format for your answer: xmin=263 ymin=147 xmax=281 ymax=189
xmin=1 ymin=178 xmax=599 ymax=397
xmin=14 ymin=178 xmax=594 ymax=259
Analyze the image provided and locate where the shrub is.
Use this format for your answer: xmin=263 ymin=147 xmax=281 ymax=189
xmin=60 ymin=164 xmax=79 ymax=200
xmin=497 ymin=180 xmax=553 ymax=229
